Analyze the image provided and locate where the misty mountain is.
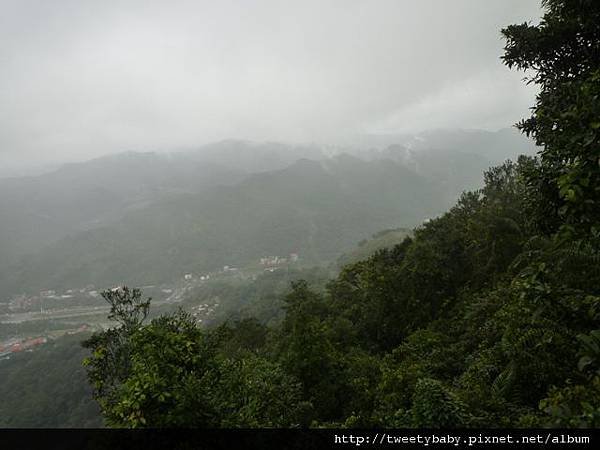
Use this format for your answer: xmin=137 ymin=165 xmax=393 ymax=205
xmin=406 ymin=128 xmax=536 ymax=163
xmin=0 ymin=129 xmax=535 ymax=298
xmin=183 ymin=140 xmax=325 ymax=174
xmin=0 ymin=155 xmax=444 ymax=297
xmin=351 ymin=128 xmax=535 ymax=163
xmin=336 ymin=228 xmax=413 ymax=268
xmin=356 ymin=127 xmax=537 ymax=201
xmin=0 ymin=152 xmax=243 ymax=267
xmin=375 ymin=146 xmax=491 ymax=202
xmin=0 ymin=141 xmax=325 ymax=269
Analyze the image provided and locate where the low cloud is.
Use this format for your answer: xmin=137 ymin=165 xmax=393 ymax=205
xmin=0 ymin=0 xmax=542 ymax=168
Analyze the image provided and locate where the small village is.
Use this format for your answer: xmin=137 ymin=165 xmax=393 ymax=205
xmin=0 ymin=252 xmax=300 ymax=361
xmin=0 ymin=325 xmax=92 ymax=360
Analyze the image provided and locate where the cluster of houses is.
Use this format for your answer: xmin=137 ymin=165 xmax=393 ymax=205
xmin=40 ymin=286 xmax=100 ymax=299
xmin=183 ymin=266 xmax=242 ymax=282
xmin=190 ymin=302 xmax=218 ymax=324
xmin=0 ymin=325 xmax=91 ymax=359
xmin=0 ymin=336 xmax=47 ymax=358
xmin=183 ymin=273 xmax=212 ymax=281
xmin=5 ymin=286 xmax=101 ymax=313
xmin=259 ymin=253 xmax=299 ymax=271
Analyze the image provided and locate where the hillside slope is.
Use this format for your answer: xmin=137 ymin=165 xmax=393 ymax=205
xmin=0 ymin=156 xmax=444 ymax=296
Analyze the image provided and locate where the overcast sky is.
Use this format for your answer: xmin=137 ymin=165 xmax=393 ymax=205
xmin=0 ymin=0 xmax=541 ymax=170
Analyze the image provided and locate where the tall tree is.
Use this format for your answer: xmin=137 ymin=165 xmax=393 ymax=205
xmin=502 ymin=0 xmax=600 ymax=237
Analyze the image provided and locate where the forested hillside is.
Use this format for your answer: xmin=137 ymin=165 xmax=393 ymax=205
xmin=80 ymin=0 xmax=600 ymax=428
xmin=0 ymin=128 xmax=535 ymax=300
xmin=0 ymin=334 xmax=102 ymax=427
xmin=336 ymin=228 xmax=412 ymax=267
xmin=0 ymin=155 xmax=445 ymax=297
xmin=0 ymin=141 xmax=321 ymax=271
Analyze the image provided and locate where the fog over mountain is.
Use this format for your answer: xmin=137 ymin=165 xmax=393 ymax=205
xmin=0 ymin=128 xmax=535 ymax=298
xmin=1 ymin=0 xmax=540 ymax=173
xmin=0 ymin=0 xmax=542 ymax=342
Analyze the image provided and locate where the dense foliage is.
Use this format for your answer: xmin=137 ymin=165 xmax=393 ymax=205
xmin=178 ymin=266 xmax=331 ymax=327
xmin=82 ymin=0 xmax=600 ymax=428
xmin=336 ymin=228 xmax=412 ymax=268
xmin=0 ymin=334 xmax=102 ymax=428
xmin=502 ymin=0 xmax=600 ymax=237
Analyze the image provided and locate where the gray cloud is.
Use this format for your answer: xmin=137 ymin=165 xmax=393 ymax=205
xmin=0 ymin=0 xmax=541 ymax=168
